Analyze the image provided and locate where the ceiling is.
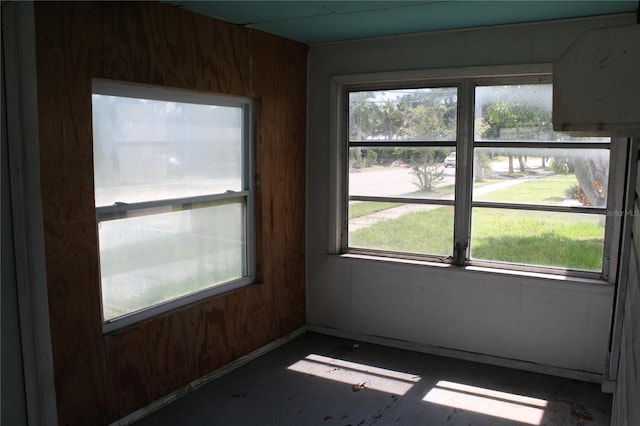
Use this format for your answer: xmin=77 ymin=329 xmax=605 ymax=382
xmin=167 ymin=1 xmax=638 ymax=44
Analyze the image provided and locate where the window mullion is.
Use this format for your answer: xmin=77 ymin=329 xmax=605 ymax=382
xmin=453 ymin=80 xmax=474 ymax=266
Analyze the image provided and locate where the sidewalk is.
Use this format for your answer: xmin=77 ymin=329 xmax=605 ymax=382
xmin=349 ymin=177 xmax=536 ymax=232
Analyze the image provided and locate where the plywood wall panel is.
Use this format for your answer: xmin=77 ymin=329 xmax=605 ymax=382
xmin=34 ymin=2 xmax=119 ymax=424
xmin=112 ymin=305 xmax=206 ymax=411
xmin=218 ymin=287 xmax=274 ymax=354
xmin=35 ymin=1 xmax=306 ymax=423
xmin=101 ymin=1 xmax=251 ymax=96
xmin=251 ymin=32 xmax=308 ymax=337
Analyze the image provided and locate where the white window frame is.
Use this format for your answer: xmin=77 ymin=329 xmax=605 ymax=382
xmin=92 ymin=79 xmax=255 ymax=332
xmin=330 ymin=65 xmax=627 ymax=283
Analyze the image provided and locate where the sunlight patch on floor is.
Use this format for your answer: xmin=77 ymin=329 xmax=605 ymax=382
xmin=287 ymin=354 xmax=421 ymax=395
xmin=423 ymin=380 xmax=548 ymax=425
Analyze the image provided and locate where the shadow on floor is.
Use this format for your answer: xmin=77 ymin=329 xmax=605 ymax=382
xmin=133 ymin=332 xmax=611 ymax=426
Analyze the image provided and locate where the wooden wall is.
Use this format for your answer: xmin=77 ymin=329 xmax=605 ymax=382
xmin=33 ymin=2 xmax=307 ymax=424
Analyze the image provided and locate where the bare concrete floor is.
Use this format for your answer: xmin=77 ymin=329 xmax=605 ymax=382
xmin=134 ymin=332 xmax=612 ymax=426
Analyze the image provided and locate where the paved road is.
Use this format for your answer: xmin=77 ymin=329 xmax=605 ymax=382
xmin=349 ymin=165 xmax=455 ymax=197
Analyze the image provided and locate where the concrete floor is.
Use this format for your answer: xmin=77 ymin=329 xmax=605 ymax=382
xmin=134 ymin=332 xmax=612 ymax=426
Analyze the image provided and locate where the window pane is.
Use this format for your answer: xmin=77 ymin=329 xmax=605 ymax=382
xmin=99 ymin=201 xmax=245 ymax=321
xmin=349 ymin=88 xmax=457 ymax=141
xmin=349 ymin=147 xmax=456 ymax=199
xmin=472 ymin=148 xmax=609 ymax=207
xmin=92 ymin=94 xmax=244 ymax=206
xmin=474 ymin=85 xmax=609 ymax=142
xmin=349 ymin=204 xmax=453 ymax=257
xmin=470 ymin=208 xmax=604 ymax=271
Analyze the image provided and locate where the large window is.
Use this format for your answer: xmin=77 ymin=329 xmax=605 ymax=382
xmin=348 ymin=87 xmax=458 ymax=258
xmin=92 ymin=80 xmax=254 ymax=331
xmin=343 ymin=73 xmax=624 ymax=278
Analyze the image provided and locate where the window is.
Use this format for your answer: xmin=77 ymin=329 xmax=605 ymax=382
xmin=92 ymin=80 xmax=254 ymax=331
xmin=342 ymin=71 xmax=624 ymax=279
xmin=348 ymin=87 xmax=458 ymax=258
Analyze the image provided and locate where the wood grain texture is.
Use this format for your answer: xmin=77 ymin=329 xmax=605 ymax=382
xmin=102 ymin=1 xmax=251 ymax=96
xmin=35 ymin=2 xmax=118 ymax=424
xmin=34 ymin=1 xmax=306 ymax=423
xmin=251 ymin=31 xmax=308 ymax=338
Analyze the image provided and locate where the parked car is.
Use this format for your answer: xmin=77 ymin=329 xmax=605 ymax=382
xmin=444 ymin=152 xmax=456 ymax=167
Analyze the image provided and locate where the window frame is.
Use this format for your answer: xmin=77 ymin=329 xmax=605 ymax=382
xmin=331 ymin=65 xmax=626 ymax=282
xmin=347 ymin=84 xmax=459 ymax=260
xmin=92 ymin=79 xmax=255 ymax=333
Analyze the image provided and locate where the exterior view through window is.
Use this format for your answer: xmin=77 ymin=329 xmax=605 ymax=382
xmin=348 ymin=87 xmax=458 ymax=258
xmin=347 ymin=81 xmax=613 ymax=275
xmin=92 ymin=80 xmax=253 ymax=329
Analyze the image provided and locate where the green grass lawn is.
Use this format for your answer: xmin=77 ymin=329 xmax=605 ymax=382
xmin=470 ymin=208 xmax=603 ymax=270
xmin=100 ymin=229 xmax=243 ymax=320
xmin=474 ymin=174 xmax=578 ymax=204
xmin=350 ymin=206 xmax=454 ymax=256
xmin=349 ymin=201 xmax=403 ymax=219
xmin=349 ymin=173 xmax=604 ymax=271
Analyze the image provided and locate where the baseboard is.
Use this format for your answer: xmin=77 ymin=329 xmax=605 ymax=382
xmin=308 ymin=325 xmax=604 ymax=384
xmin=111 ymin=325 xmax=309 ymax=426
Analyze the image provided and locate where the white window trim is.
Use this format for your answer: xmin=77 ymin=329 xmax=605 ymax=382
xmin=92 ymin=79 xmax=255 ymax=333
xmin=329 ymin=64 xmax=627 ymax=283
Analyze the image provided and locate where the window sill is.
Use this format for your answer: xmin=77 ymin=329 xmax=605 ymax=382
xmin=327 ymin=253 xmax=611 ymax=288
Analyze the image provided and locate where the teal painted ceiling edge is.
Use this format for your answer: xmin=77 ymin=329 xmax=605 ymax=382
xmin=167 ymin=1 xmax=638 ymax=44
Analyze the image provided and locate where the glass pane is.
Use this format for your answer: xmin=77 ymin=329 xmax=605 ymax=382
xmin=472 ymin=148 xmax=610 ymax=208
xmin=349 ymin=147 xmax=456 ymax=200
xmin=349 ymin=87 xmax=457 ymax=141
xmin=92 ymin=94 xmax=244 ymax=206
xmin=99 ymin=201 xmax=245 ymax=321
xmin=470 ymin=208 xmax=604 ymax=271
xmin=349 ymin=203 xmax=453 ymax=257
xmin=474 ymin=84 xmax=609 ymax=142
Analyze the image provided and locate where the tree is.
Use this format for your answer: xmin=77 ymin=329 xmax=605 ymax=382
xmin=411 ymin=150 xmax=445 ymax=191
xmin=479 ymin=88 xmax=608 ymax=206
xmin=572 ymin=155 xmax=608 ymax=207
xmin=480 ymin=90 xmax=552 ymax=175
xmin=349 ymin=92 xmax=378 ymax=168
xmin=350 ymin=92 xmax=377 ymax=140
xmin=348 ymin=88 xmax=457 ymax=168
xmin=379 ymin=99 xmax=404 ymax=139
xmin=399 ymin=90 xmax=456 ymax=140
xmin=475 ymin=152 xmax=491 ymax=182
